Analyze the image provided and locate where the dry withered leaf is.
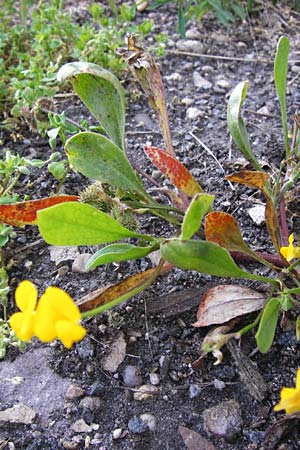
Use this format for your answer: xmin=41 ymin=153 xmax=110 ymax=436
xmin=76 ymin=263 xmax=172 ymax=312
xmin=193 ymin=284 xmax=266 ymax=327
xmin=101 ymin=331 xmax=126 ymax=373
xmin=145 ymin=146 xmax=202 ymax=197
xmin=117 ymin=35 xmax=174 ymax=156
xmin=178 ymin=425 xmax=216 ymax=450
xmin=0 ymin=195 xmax=79 ymax=226
xmin=226 ymin=170 xmax=270 ymax=193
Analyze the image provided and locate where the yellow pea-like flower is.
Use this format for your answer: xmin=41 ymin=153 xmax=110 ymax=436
xmin=34 ymin=286 xmax=86 ymax=349
xmin=9 ymin=280 xmax=37 ymax=341
xmin=274 ymin=369 xmax=300 ymax=414
xmin=9 ymin=281 xmax=86 ymax=349
xmin=280 ymin=233 xmax=300 ymax=262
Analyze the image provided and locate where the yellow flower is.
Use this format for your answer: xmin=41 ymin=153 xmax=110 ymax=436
xmin=34 ymin=286 xmax=86 ymax=349
xmin=9 ymin=281 xmax=86 ymax=349
xmin=280 ymin=233 xmax=300 ymax=262
xmin=9 ymin=280 xmax=37 ymax=341
xmin=274 ymin=369 xmax=300 ymax=414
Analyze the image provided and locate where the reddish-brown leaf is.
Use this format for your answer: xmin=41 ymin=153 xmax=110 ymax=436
xmin=0 ymin=196 xmax=79 ymax=226
xmin=77 ymin=262 xmax=172 ymax=312
xmin=193 ymin=284 xmax=266 ymax=327
xmin=145 ymin=146 xmax=202 ymax=197
xmin=226 ymin=170 xmax=270 ymax=194
xmin=205 ymin=211 xmax=251 ymax=253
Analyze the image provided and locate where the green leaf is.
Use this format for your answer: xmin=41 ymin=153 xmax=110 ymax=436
xmin=160 ymin=239 xmax=268 ymax=280
xmin=66 ymin=132 xmax=146 ymax=194
xmin=86 ymin=243 xmax=156 ymax=269
xmin=37 ymin=202 xmax=147 ymax=246
xmin=181 ymin=194 xmax=214 ymax=240
xmin=48 ymin=161 xmax=66 ymax=180
xmin=274 ymin=36 xmax=290 ymax=156
xmin=57 ymin=62 xmax=125 ymax=151
xmin=227 ymin=81 xmax=261 ymax=170
xmin=255 ymin=297 xmax=280 ymax=353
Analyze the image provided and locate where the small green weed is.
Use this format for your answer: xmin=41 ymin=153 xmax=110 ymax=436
xmin=0 ymin=1 xmax=158 ymax=130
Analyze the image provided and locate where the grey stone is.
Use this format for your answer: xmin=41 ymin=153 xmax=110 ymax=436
xmin=65 ymin=384 xmax=85 ymax=401
xmin=88 ymin=380 xmax=106 ymax=396
xmin=193 ymin=72 xmax=212 ymax=90
xmin=213 ymin=379 xmax=226 ymax=391
xmin=149 ymin=372 xmax=160 ymax=386
xmin=122 ymin=365 xmax=143 ymax=388
xmin=139 ymin=413 xmax=157 ymax=431
xmin=49 ymin=246 xmax=79 ymax=265
xmin=185 ymin=28 xmax=201 ymax=39
xmin=216 ymin=79 xmax=230 ymax=89
xmin=79 ymin=396 xmax=102 ymax=410
xmin=76 ymin=339 xmax=94 ymax=359
xmin=72 ymin=253 xmax=94 ymax=273
xmin=203 ymin=400 xmax=243 ymax=440
xmin=186 ymin=107 xmax=203 ymax=120
xmin=71 ymin=419 xmax=92 ymax=433
xmin=189 ymin=383 xmax=200 ymax=399
xmin=165 ymin=72 xmax=183 ymax=83
xmin=176 ymin=40 xmax=203 ymax=53
xmin=291 ymin=65 xmax=300 ymax=73
xmin=128 ymin=417 xmax=148 ymax=434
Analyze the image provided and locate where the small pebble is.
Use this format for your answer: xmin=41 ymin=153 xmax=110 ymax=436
xmin=139 ymin=413 xmax=157 ymax=431
xmin=189 ymin=383 xmax=200 ymax=399
xmin=186 ymin=107 xmax=203 ymax=120
xmin=65 ymin=384 xmax=85 ymax=401
xmin=214 ymin=379 xmax=226 ymax=391
xmin=122 ymin=365 xmax=143 ymax=388
xmin=71 ymin=419 xmax=92 ymax=433
xmin=176 ymin=39 xmax=204 ymax=53
xmin=79 ymin=396 xmax=101 ymax=410
xmin=149 ymin=372 xmax=160 ymax=386
xmin=112 ymin=428 xmax=123 ymax=440
xmin=133 ymin=384 xmax=159 ymax=401
xmin=128 ymin=417 xmax=148 ymax=434
xmin=193 ymin=72 xmax=212 ymax=90
xmin=88 ymin=380 xmax=106 ymax=396
xmin=216 ymin=79 xmax=230 ymax=89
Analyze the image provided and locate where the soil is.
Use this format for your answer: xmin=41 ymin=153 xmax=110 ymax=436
xmin=1 ymin=2 xmax=300 ymax=450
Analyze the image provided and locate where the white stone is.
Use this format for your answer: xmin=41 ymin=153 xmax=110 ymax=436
xmin=112 ymin=428 xmax=123 ymax=439
xmin=176 ymin=40 xmax=203 ymax=53
xmin=139 ymin=413 xmax=157 ymax=431
xmin=216 ymin=79 xmax=230 ymax=89
xmin=165 ymin=72 xmax=182 ymax=83
xmin=248 ymin=204 xmax=266 ymax=226
xmin=149 ymin=372 xmax=160 ymax=386
xmin=71 ymin=419 xmax=92 ymax=433
xmin=193 ymin=72 xmax=212 ymax=90
xmin=186 ymin=107 xmax=202 ymax=120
